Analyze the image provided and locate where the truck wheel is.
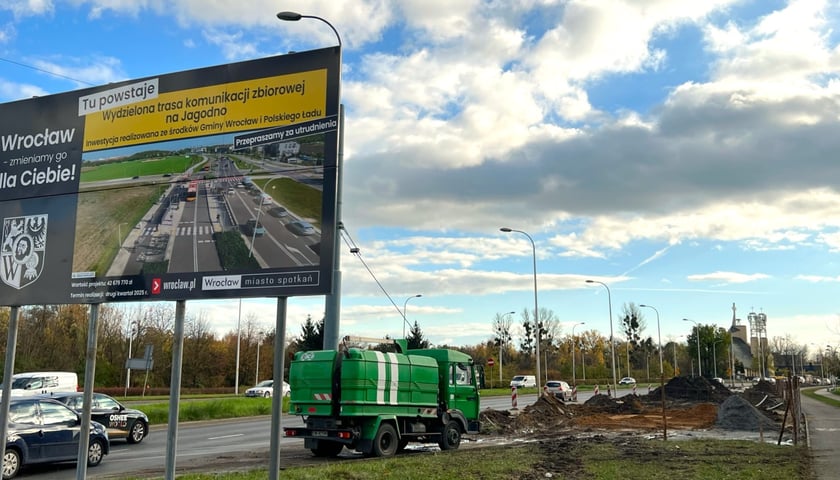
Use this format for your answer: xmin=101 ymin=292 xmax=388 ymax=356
xmin=438 ymin=421 xmax=461 ymax=451
xmin=311 ymin=441 xmax=344 ymax=457
xmin=372 ymin=423 xmax=399 ymax=457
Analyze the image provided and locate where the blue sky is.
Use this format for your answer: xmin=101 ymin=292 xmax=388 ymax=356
xmin=3 ymin=0 xmax=840 ymax=358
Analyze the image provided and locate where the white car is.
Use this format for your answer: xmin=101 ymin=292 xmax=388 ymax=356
xmin=618 ymin=377 xmax=636 ymax=385
xmin=244 ymin=380 xmax=290 ymax=398
xmin=545 ymin=380 xmax=573 ymax=401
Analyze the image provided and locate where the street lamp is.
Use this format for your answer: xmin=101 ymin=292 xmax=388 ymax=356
xmin=639 ymin=305 xmax=663 ymax=375
xmin=499 ymin=311 xmax=515 ymax=385
xmin=255 ymin=331 xmax=264 ymax=383
xmin=586 ymin=279 xmax=617 ymax=397
xmin=639 ymin=304 xmax=667 ymax=440
xmin=571 ymin=322 xmax=585 ymax=388
xmin=248 ymin=177 xmax=282 ymax=258
xmin=712 ymin=338 xmax=725 ymax=379
xmin=500 ymin=227 xmax=541 ymax=388
xmin=278 ymin=11 xmax=343 ymax=351
xmin=683 ymin=319 xmax=702 ymax=377
xmin=124 ymin=320 xmax=140 ymax=397
xmin=402 ymin=294 xmax=422 ymax=338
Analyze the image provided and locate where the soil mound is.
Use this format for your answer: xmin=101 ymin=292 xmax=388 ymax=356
xmin=647 ymin=376 xmax=731 ymax=402
xmin=716 ymin=394 xmax=778 ymax=431
xmin=511 ymin=394 xmax=574 ymax=432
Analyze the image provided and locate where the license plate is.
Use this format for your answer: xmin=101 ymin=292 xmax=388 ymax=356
xmin=312 ymin=431 xmax=328 ymax=437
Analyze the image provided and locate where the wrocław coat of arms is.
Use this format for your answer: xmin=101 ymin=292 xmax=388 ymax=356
xmin=1 ymin=214 xmax=48 ymax=290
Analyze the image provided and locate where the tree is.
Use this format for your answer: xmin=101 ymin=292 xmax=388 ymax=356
xmin=294 ymin=315 xmax=324 ymax=351
xmin=619 ymin=303 xmax=645 ymax=370
xmin=406 ymin=321 xmax=430 ymax=349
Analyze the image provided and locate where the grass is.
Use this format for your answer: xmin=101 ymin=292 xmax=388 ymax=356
xmin=802 ymin=386 xmax=840 ymax=407
xmin=253 ymin=177 xmax=322 ymax=228
xmin=131 ymin=397 xmax=288 ymax=424
xmin=80 ymin=155 xmax=199 ymax=182
xmin=125 ymin=438 xmax=811 ymax=480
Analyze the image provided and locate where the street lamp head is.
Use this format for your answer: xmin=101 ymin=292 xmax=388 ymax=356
xmin=640 ymin=304 xmax=648 ymax=307
xmin=585 ymin=279 xmax=594 ymax=283
xmin=500 ymin=227 xmax=512 ymax=232
xmin=414 ymin=294 xmax=422 ymax=299
xmin=277 ymin=11 xmax=302 ymax=21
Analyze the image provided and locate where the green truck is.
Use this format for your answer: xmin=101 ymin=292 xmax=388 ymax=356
xmin=283 ymin=337 xmax=481 ymax=457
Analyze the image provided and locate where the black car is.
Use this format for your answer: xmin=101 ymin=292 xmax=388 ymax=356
xmin=4 ymin=397 xmax=109 ymax=479
xmin=42 ymin=392 xmax=149 ymax=444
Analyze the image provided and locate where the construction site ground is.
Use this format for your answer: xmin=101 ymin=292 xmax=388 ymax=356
xmin=474 ymin=376 xmax=809 ymax=477
xmin=480 ymin=377 xmax=798 ymax=438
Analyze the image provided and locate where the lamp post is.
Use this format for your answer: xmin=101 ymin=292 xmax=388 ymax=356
xmin=729 ymin=328 xmax=735 ymax=387
xmin=639 ymin=305 xmax=663 ymax=375
xmin=235 ymin=299 xmax=242 ymax=395
xmin=683 ymin=319 xmax=702 ymax=377
xmin=278 ymin=11 xmax=343 ymax=351
xmin=571 ymin=322 xmax=585 ymax=388
xmin=580 ymin=342 xmax=586 ymax=381
xmin=639 ymin=305 xmax=667 ymax=440
xmin=255 ymin=331 xmax=264 ymax=383
xmin=586 ymin=280 xmax=617 ymax=397
xmin=712 ymin=338 xmax=724 ymax=379
xmin=402 ymin=294 xmax=422 ymax=338
xmin=500 ymin=228 xmax=541 ymax=389
xmin=124 ymin=320 xmax=139 ymax=397
xmin=499 ymin=311 xmax=515 ymax=385
xmin=248 ymin=177 xmax=282 ymax=258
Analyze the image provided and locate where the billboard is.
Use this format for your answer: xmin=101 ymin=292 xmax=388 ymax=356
xmin=0 ymin=48 xmax=340 ymax=305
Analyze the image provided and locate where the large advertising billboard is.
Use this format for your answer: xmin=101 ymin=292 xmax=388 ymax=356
xmin=0 ymin=48 xmax=339 ymax=305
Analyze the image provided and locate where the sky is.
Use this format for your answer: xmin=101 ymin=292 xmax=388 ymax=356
xmin=2 ymin=0 xmax=840 ymax=359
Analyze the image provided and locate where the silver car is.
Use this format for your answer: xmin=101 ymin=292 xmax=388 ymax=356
xmin=544 ymin=380 xmax=573 ymax=401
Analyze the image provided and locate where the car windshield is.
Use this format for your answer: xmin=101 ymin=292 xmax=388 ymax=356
xmin=11 ymin=377 xmax=38 ymax=389
xmin=256 ymin=380 xmax=272 ymax=388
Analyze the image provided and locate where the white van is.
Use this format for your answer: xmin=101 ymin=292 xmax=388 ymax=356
xmin=510 ymin=375 xmax=537 ymax=388
xmin=4 ymin=371 xmax=79 ymax=396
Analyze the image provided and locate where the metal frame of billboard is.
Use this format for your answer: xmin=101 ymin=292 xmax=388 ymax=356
xmin=0 ymin=48 xmax=340 ymax=305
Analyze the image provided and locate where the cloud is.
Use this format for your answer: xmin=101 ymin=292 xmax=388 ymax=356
xmin=686 ymin=271 xmax=770 ymax=284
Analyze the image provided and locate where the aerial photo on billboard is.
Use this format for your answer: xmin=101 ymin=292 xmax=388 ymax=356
xmin=0 ymin=47 xmax=340 ymax=306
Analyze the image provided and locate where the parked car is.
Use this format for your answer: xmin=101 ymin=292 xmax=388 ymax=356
xmin=4 ymin=397 xmax=109 ymax=479
xmin=286 ymin=220 xmax=316 ymax=236
xmin=42 ymin=392 xmax=149 ymax=444
xmin=245 ymin=380 xmax=290 ymax=398
xmin=618 ymin=377 xmax=636 ymax=385
xmin=544 ymin=380 xmax=573 ymax=401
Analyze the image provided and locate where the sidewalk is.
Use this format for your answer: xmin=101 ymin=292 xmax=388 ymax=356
xmin=802 ymin=388 xmax=840 ymax=479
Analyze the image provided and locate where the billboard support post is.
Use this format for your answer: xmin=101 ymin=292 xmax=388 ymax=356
xmin=165 ymin=300 xmax=186 ymax=480
xmin=269 ymin=297 xmax=288 ymax=480
xmin=0 ymin=306 xmax=20 ymax=478
xmin=277 ymin=11 xmax=342 ymax=350
xmin=75 ymin=303 xmax=100 ymax=480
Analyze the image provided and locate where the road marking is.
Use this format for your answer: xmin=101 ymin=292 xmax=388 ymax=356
xmin=208 ymin=433 xmax=245 ymax=440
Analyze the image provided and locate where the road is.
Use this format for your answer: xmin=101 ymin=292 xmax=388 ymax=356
xmin=18 ymin=386 xmax=656 ymax=479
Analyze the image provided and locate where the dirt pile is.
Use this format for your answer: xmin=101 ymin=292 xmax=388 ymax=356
xmin=716 ymin=395 xmax=779 ymax=431
xmin=647 ymin=376 xmax=731 ymax=403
